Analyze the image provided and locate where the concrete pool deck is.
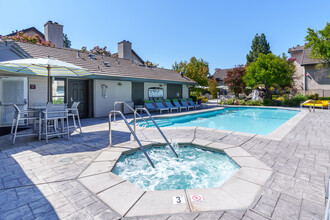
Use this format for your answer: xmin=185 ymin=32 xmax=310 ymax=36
xmin=0 ymin=108 xmax=329 ymax=219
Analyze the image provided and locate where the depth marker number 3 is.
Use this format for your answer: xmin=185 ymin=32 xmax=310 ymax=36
xmin=173 ymin=196 xmax=186 ymax=204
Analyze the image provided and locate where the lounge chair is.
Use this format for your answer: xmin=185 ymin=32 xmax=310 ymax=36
xmin=154 ymin=100 xmax=170 ymax=113
xmin=300 ymin=100 xmax=329 ymax=109
xmin=164 ymin=99 xmax=179 ymax=113
xmin=144 ymin=100 xmax=169 ymax=114
xmin=180 ymin=99 xmax=194 ymax=110
xmin=172 ymin=99 xmax=187 ymax=112
xmin=187 ymin=98 xmax=202 ymax=109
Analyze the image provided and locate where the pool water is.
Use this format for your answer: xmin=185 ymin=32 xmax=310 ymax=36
xmin=112 ymin=145 xmax=240 ymax=191
xmin=136 ymin=107 xmax=299 ymax=135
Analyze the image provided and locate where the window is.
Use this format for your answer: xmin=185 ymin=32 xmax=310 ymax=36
xmin=52 ymin=78 xmax=66 ymax=104
xmin=148 ymin=87 xmax=164 ymax=98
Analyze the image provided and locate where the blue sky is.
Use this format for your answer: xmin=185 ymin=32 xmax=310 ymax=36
xmin=1 ymin=0 xmax=329 ymax=74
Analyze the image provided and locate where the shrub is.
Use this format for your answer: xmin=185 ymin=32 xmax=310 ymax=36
xmin=263 ymin=98 xmax=274 ymax=106
xmin=318 ymin=97 xmax=330 ymax=100
xmin=252 ymin=100 xmax=262 ymax=106
xmin=307 ymin=93 xmax=319 ymax=100
xmin=245 ymin=100 xmax=253 ymax=105
xmin=227 ymin=99 xmax=234 ymax=105
xmin=190 ymin=94 xmax=197 ymax=102
xmin=273 ymin=99 xmax=283 ymax=106
xmin=290 ymin=94 xmax=308 ymax=106
xmin=197 ymin=96 xmax=208 ymax=102
xmin=238 ymin=99 xmax=245 ymax=105
xmin=272 ymin=95 xmax=280 ymax=100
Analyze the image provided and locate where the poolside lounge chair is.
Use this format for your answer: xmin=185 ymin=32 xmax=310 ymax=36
xmin=187 ymin=98 xmax=202 ymax=109
xmin=180 ymin=99 xmax=194 ymax=110
xmin=172 ymin=99 xmax=187 ymax=112
xmin=164 ymin=99 xmax=179 ymax=113
xmin=154 ymin=100 xmax=170 ymax=113
xmin=144 ymin=100 xmax=169 ymax=114
xmin=300 ymin=100 xmax=329 ymax=109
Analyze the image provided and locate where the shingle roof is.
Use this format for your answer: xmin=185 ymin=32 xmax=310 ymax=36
xmin=5 ymin=27 xmax=45 ymax=40
xmin=301 ymin=47 xmax=320 ymax=66
xmin=288 ymin=45 xmax=305 ymax=53
xmin=212 ymin=68 xmax=231 ymax=80
xmin=6 ymin=41 xmax=195 ymax=84
xmin=288 ymin=45 xmax=321 ymax=66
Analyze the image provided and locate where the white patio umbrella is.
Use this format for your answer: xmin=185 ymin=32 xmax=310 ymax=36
xmin=0 ymin=57 xmax=91 ymax=102
xmin=216 ymin=85 xmax=228 ymax=90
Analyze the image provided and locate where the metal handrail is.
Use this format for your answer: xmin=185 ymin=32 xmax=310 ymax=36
xmin=113 ymin=101 xmax=149 ymax=125
xmin=134 ymin=108 xmax=178 ymax=158
xmin=300 ymin=99 xmax=315 ymax=113
xmin=109 ymin=110 xmax=155 ymax=168
xmin=325 ymin=174 xmax=330 ymax=220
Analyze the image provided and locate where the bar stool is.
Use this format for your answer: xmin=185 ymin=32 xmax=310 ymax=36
xmin=10 ymin=104 xmax=39 ymax=144
xmin=40 ymin=103 xmax=69 ymax=143
xmin=68 ymin=102 xmax=82 ymax=134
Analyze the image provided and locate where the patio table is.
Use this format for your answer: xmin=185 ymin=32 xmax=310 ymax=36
xmin=29 ymin=104 xmax=68 ymax=141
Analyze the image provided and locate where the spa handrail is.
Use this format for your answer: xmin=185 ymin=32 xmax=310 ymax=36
xmin=300 ymin=99 xmax=315 ymax=113
xmin=109 ymin=110 xmax=155 ymax=168
xmin=134 ymin=108 xmax=178 ymax=158
xmin=113 ymin=101 xmax=149 ymax=125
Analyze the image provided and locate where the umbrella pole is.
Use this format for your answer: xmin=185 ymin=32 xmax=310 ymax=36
xmin=47 ymin=65 xmax=50 ymax=103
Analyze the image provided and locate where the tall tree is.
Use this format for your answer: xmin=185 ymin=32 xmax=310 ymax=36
xmin=63 ymin=33 xmax=71 ymax=48
xmin=224 ymin=65 xmax=246 ymax=98
xmin=246 ymin=33 xmax=271 ymax=64
xmin=244 ymin=53 xmax=295 ymax=98
xmin=305 ymin=22 xmax=330 ymax=70
xmin=172 ymin=57 xmax=209 ymax=87
xmin=172 ymin=61 xmax=187 ymax=73
xmin=208 ymin=78 xmax=219 ymax=99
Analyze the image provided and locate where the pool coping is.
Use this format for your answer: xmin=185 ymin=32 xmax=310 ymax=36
xmin=133 ymin=105 xmax=308 ymax=141
xmin=77 ymin=139 xmax=273 ymax=217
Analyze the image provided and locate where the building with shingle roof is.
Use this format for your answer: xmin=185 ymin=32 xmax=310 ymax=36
xmin=0 ymin=22 xmax=195 ymax=125
xmin=212 ymin=68 xmax=232 ymax=86
xmin=288 ymin=44 xmax=330 ymax=97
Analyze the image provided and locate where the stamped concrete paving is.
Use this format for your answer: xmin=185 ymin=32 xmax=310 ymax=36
xmin=0 ymin=109 xmax=328 ymax=219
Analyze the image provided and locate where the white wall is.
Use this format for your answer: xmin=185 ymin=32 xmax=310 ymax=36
xmin=144 ymin=82 xmax=167 ymax=100
xmin=28 ymin=76 xmax=48 ymax=106
xmin=93 ymin=79 xmax=132 ymax=117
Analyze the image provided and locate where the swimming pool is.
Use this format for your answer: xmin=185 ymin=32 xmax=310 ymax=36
xmin=136 ymin=107 xmax=299 ymax=135
xmin=112 ymin=144 xmax=240 ymax=191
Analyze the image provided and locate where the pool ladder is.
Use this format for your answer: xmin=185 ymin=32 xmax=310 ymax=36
xmin=109 ymin=102 xmax=178 ymax=168
xmin=300 ymin=99 xmax=315 ymax=113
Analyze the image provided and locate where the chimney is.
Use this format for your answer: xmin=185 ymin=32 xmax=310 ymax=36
xmin=118 ymin=40 xmax=132 ymax=59
xmin=44 ymin=20 xmax=63 ymax=48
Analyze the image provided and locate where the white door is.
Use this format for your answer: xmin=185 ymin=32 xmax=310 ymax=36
xmin=0 ymin=77 xmax=28 ymax=127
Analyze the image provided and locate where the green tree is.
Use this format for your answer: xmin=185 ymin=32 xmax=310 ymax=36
xmin=224 ymin=65 xmax=246 ymax=98
xmin=246 ymin=33 xmax=271 ymax=64
xmin=172 ymin=61 xmax=187 ymax=73
xmin=208 ymin=78 xmax=219 ymax=99
xmin=63 ymin=33 xmax=71 ymax=48
xmin=305 ymin=22 xmax=330 ymax=70
xmin=244 ymin=53 xmax=295 ymax=98
xmin=172 ymin=57 xmax=209 ymax=87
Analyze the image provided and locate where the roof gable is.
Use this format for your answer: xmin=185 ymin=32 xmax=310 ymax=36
xmin=212 ymin=68 xmax=231 ymax=80
xmin=5 ymin=27 xmax=45 ymax=40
